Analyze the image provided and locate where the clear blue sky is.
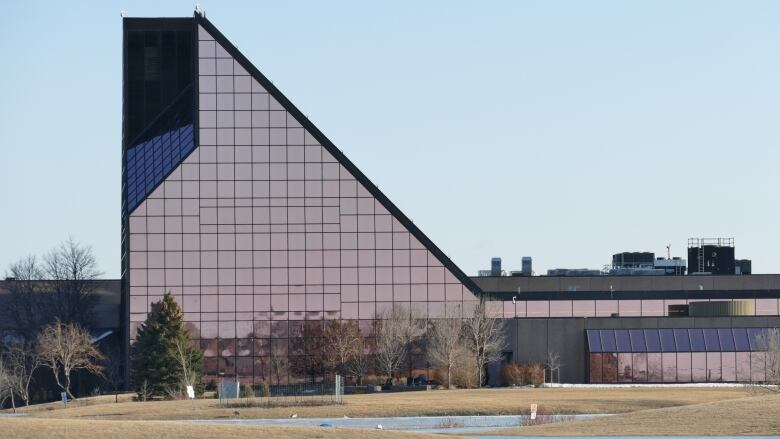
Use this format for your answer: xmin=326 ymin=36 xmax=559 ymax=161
xmin=2 ymin=1 xmax=779 ymax=278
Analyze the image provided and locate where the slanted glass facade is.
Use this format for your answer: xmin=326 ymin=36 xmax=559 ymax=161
xmin=586 ymin=328 xmax=777 ymax=383
xmin=122 ymin=15 xmax=482 ymax=384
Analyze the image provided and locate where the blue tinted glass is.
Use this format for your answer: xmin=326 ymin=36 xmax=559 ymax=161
xmin=615 ymin=330 xmax=631 ymax=352
xmin=718 ymin=328 xmax=735 ymax=351
xmin=748 ymin=328 xmax=766 ymax=351
xmin=733 ymin=328 xmax=750 ymax=351
xmin=703 ymin=328 xmax=720 ymax=351
xmin=600 ymin=329 xmax=617 ymax=352
xmin=126 ymin=123 xmax=195 ymax=212
xmin=674 ymin=328 xmax=691 ymax=352
xmin=644 ymin=329 xmax=661 ymax=352
xmin=629 ymin=329 xmax=646 ymax=352
xmin=586 ymin=330 xmax=602 ymax=352
xmin=689 ymin=328 xmax=705 ymax=352
xmin=660 ymin=329 xmax=676 ymax=352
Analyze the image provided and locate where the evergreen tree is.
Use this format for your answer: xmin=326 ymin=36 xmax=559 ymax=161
xmin=132 ymin=292 xmax=203 ymax=398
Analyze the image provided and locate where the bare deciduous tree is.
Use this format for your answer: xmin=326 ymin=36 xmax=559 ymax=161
xmin=463 ymin=300 xmax=507 ymax=387
xmin=269 ymin=343 xmax=289 ymax=385
xmin=43 ymin=237 xmax=102 ymax=329
xmin=374 ymin=311 xmax=407 ymax=387
xmin=4 ymin=256 xmax=47 ymax=340
xmin=37 ymin=321 xmax=104 ymax=400
xmin=322 ymin=320 xmax=361 ymax=377
xmin=756 ymin=328 xmax=780 ymax=391
xmin=101 ymin=345 xmax=124 ymax=403
xmin=7 ymin=343 xmax=40 ymax=406
xmin=173 ymin=337 xmax=199 ymax=393
xmin=0 ymin=356 xmax=18 ymax=413
xmin=427 ymin=307 xmax=466 ymax=389
xmin=3 ymin=238 xmax=102 ymax=341
xmin=348 ymin=337 xmax=371 ymax=385
xmin=374 ymin=305 xmax=425 ymax=386
xmin=545 ymin=351 xmax=562 ymax=384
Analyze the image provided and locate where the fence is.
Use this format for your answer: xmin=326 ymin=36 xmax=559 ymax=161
xmin=219 ymin=375 xmax=343 ymax=407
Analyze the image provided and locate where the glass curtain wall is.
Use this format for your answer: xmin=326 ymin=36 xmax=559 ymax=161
xmin=587 ymin=327 xmax=775 ymax=383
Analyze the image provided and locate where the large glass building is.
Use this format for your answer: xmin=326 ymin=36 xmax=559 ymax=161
xmin=122 ymin=13 xmax=483 ymax=384
xmin=121 ymin=12 xmax=780 ymax=387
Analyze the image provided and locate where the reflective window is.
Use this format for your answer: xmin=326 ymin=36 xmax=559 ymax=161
xmin=733 ymin=328 xmax=750 ymax=351
xmin=660 ymin=329 xmax=676 ymax=352
xmin=587 ymin=330 xmax=602 ymax=352
xmin=721 ymin=352 xmax=736 ymax=382
xmin=691 ymin=352 xmax=707 ymax=382
xmin=718 ymin=328 xmax=736 ymax=352
xmin=589 ymin=353 xmax=603 ymax=383
xmin=662 ymin=352 xmax=676 ymax=382
xmin=603 ymin=353 xmax=618 ymax=383
xmin=677 ymin=353 xmax=692 ymax=382
xmin=629 ymin=329 xmax=646 ymax=352
xmin=601 ymin=329 xmax=617 ymax=352
xmin=703 ymin=328 xmax=720 ymax=352
xmin=689 ymin=329 xmax=706 ymax=352
xmin=706 ymin=352 xmax=721 ymax=382
xmin=615 ymin=330 xmax=631 ymax=352
xmin=645 ymin=329 xmax=661 ymax=352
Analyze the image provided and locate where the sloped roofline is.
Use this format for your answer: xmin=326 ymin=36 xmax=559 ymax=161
xmin=193 ymin=12 xmax=483 ymax=296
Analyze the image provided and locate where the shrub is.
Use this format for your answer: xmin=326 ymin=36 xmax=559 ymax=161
xmin=451 ymin=356 xmax=479 ymax=388
xmin=500 ymin=363 xmax=524 ymax=386
xmin=258 ymin=381 xmax=270 ymax=397
xmin=526 ymin=362 xmax=545 ymax=387
xmin=239 ymin=383 xmax=254 ymax=398
xmin=500 ymin=362 xmax=545 ymax=387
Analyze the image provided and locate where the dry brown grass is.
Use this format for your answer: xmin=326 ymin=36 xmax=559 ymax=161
xmin=0 ymin=417 xmax=434 ymax=439
xmin=484 ymin=393 xmax=780 ymax=436
xmin=13 ymin=387 xmax=748 ymax=421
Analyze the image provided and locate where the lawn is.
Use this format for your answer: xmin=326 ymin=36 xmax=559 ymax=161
xmin=485 ymin=392 xmax=780 ymax=436
xmin=13 ymin=387 xmax=748 ymax=421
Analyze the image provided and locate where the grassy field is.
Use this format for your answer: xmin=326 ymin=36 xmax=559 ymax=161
xmin=13 ymin=387 xmax=749 ymax=421
xmin=0 ymin=417 xmax=433 ymax=439
xmin=487 ymin=392 xmax=780 ymax=436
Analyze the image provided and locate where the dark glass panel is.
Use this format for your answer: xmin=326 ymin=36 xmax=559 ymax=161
xmin=733 ymin=328 xmax=750 ymax=351
xmin=644 ymin=329 xmax=661 ymax=352
xmin=689 ymin=328 xmax=706 ymax=352
xmin=660 ymin=329 xmax=676 ymax=352
xmin=603 ymin=353 xmax=618 ymax=383
xmin=718 ymin=328 xmax=736 ymax=352
xmin=600 ymin=329 xmax=617 ymax=352
xmin=615 ymin=330 xmax=631 ymax=352
xmin=629 ymin=329 xmax=646 ymax=352
xmin=703 ymin=328 xmax=720 ymax=352
xmin=589 ymin=353 xmax=603 ymax=383
xmin=674 ymin=328 xmax=691 ymax=352
xmin=125 ymin=28 xmax=193 ymax=145
xmin=586 ymin=330 xmax=602 ymax=352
